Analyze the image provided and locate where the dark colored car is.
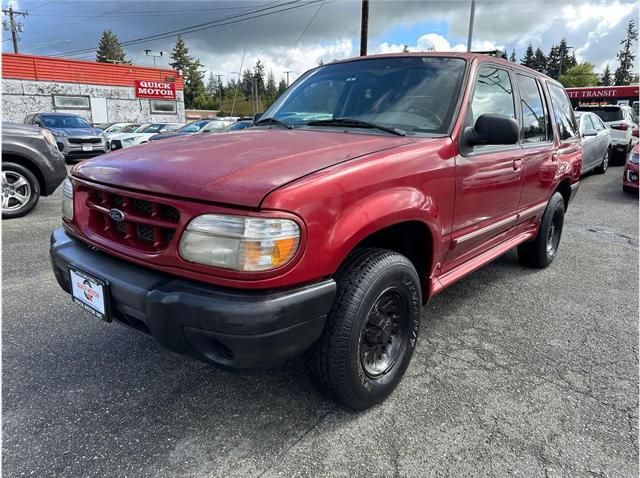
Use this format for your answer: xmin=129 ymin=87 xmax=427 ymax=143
xmin=2 ymin=122 xmax=66 ymax=218
xmin=623 ymin=143 xmax=639 ymax=193
xmin=51 ymin=52 xmax=581 ymax=409
xmin=24 ymin=113 xmax=109 ymax=162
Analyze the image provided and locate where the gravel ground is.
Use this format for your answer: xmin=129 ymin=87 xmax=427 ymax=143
xmin=2 ymin=165 xmax=638 ymax=477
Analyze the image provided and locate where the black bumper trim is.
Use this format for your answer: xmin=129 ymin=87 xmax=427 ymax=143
xmin=50 ymin=228 xmax=336 ymax=368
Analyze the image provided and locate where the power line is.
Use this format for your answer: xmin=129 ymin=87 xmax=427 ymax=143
xmin=292 ymin=0 xmax=324 ymax=49
xmin=53 ymin=0 xmax=320 ymax=58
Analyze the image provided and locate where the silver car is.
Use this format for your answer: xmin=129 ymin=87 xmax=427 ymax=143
xmin=575 ymin=111 xmax=611 ymax=175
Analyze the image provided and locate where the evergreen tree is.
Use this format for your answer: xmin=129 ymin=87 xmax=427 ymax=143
xmin=169 ymin=35 xmax=206 ymax=108
xmin=265 ymin=70 xmax=277 ymax=100
xmin=240 ymin=69 xmax=254 ymax=98
xmin=96 ymin=30 xmax=129 ymax=64
xmin=560 ymin=62 xmax=599 ymax=87
xmin=557 ymin=38 xmax=576 ymax=76
xmin=521 ymin=44 xmax=535 ymax=68
xmin=533 ymin=48 xmax=547 ymax=73
xmin=206 ymin=72 xmax=217 ymax=97
xmin=253 ymin=60 xmax=266 ymax=98
xmin=614 ymin=19 xmax=638 ymax=86
xmin=509 ymin=50 xmax=516 ymax=63
xmin=546 ymin=45 xmax=561 ymax=79
xmin=277 ymin=78 xmax=288 ymax=96
xmin=599 ymin=64 xmax=613 ymax=86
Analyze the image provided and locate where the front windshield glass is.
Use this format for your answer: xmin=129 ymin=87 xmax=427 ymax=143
xmin=203 ymin=120 xmax=228 ymax=131
xmin=41 ymin=114 xmax=92 ymax=129
xmin=120 ymin=124 xmax=140 ymax=133
xmin=180 ymin=120 xmax=210 ymax=133
xmin=261 ymin=56 xmax=467 ymax=135
xmin=141 ymin=124 xmax=164 ymax=133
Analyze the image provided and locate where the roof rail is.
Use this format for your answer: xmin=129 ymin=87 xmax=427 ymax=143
xmin=473 ymin=50 xmax=508 ymax=60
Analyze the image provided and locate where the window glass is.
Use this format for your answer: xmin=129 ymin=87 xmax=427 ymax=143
xmin=40 ymin=114 xmax=91 ymax=128
xmin=548 ymin=84 xmax=578 ymax=140
xmin=150 ymin=100 xmax=177 ymax=114
xmin=580 ymin=114 xmax=595 ymax=133
xmin=516 ymin=74 xmax=548 ymax=143
xmin=53 ymin=95 xmax=90 ymax=109
xmin=470 ymin=66 xmax=515 ymax=126
xmin=575 ymin=106 xmax=623 ymax=122
xmin=590 ymin=115 xmax=604 ymax=131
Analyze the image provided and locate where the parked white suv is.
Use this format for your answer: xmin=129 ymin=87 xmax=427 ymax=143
xmin=576 ymin=105 xmax=638 ymax=160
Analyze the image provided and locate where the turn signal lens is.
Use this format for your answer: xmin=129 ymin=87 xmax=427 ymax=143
xmin=179 ymin=214 xmax=300 ymax=271
xmin=62 ymin=178 xmax=73 ymax=220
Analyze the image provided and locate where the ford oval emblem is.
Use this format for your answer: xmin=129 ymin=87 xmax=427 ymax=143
xmin=109 ymin=208 xmax=125 ymax=222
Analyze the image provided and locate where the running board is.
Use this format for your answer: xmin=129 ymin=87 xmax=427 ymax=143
xmin=430 ymin=231 xmax=535 ymax=296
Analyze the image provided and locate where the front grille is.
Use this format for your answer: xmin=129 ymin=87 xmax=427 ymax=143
xmin=83 ymin=185 xmax=180 ymax=252
xmin=68 ymin=137 xmax=102 ymax=144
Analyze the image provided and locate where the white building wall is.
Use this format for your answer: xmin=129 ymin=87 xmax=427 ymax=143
xmin=1 ymin=78 xmax=185 ymax=124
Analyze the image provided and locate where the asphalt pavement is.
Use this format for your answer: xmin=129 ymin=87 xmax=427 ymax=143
xmin=2 ymin=165 xmax=638 ymax=477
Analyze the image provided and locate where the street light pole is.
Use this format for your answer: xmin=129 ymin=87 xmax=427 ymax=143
xmin=145 ymin=50 xmax=166 ymax=67
xmin=466 ymin=0 xmax=476 ymax=52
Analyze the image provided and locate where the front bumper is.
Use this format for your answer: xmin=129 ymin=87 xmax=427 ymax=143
xmin=50 ymin=228 xmax=336 ymax=368
xmin=56 ymin=136 xmax=110 ymax=160
xmin=623 ymin=164 xmax=639 ymax=190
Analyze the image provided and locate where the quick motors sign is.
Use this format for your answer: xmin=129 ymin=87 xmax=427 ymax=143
xmin=134 ymin=80 xmax=176 ymax=99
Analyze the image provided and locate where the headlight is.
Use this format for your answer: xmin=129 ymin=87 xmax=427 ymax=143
xmin=51 ymin=129 xmax=68 ymax=137
xmin=62 ymin=178 xmax=74 ymax=220
xmin=179 ymin=214 xmax=300 ymax=271
xmin=41 ymin=129 xmax=57 ymax=148
xmin=628 ymin=152 xmax=639 ymax=164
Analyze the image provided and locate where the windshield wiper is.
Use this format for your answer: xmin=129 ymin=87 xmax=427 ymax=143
xmin=254 ymin=117 xmax=293 ymax=129
xmin=306 ymin=118 xmax=406 ymax=136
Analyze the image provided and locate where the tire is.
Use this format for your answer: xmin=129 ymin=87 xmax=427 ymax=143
xmin=1 ymin=162 xmax=40 ymax=219
xmin=517 ymin=192 xmax=565 ymax=269
xmin=594 ymin=148 xmax=610 ymax=174
xmin=623 ymin=185 xmax=636 ymax=194
xmin=306 ymin=248 xmax=422 ymax=410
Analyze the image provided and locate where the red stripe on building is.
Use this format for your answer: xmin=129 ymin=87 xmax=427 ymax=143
xmin=566 ymin=85 xmax=639 ymax=100
xmin=1 ymin=53 xmax=184 ymax=90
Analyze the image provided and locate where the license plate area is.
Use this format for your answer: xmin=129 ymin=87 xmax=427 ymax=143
xmin=82 ymin=144 xmax=93 ymax=152
xmin=69 ymin=266 xmax=111 ymax=321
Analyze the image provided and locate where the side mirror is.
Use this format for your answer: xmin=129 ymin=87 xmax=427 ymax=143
xmin=582 ymin=129 xmax=597 ymax=137
xmin=253 ymin=112 xmax=263 ymax=124
xmin=34 ymin=120 xmax=42 ymax=127
xmin=463 ymin=114 xmax=519 ymax=148
xmin=633 ymin=128 xmax=639 ymax=138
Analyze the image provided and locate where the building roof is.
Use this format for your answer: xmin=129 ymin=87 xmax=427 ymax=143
xmin=1 ymin=53 xmax=184 ymax=89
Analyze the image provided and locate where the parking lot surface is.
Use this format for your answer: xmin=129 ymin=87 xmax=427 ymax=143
xmin=3 ymin=166 xmax=638 ymax=477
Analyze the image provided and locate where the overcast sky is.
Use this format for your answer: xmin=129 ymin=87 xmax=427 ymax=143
xmin=3 ymin=0 xmax=638 ymax=84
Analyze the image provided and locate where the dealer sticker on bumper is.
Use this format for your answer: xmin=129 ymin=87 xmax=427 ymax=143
xmin=69 ymin=267 xmax=110 ymax=321
xmin=82 ymin=144 xmax=93 ymax=152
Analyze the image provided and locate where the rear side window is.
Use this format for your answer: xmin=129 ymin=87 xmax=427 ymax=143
xmin=548 ymin=84 xmax=578 ymax=140
xmin=470 ymin=66 xmax=515 ymax=125
xmin=516 ymin=74 xmax=548 ymax=143
xmin=580 ymin=114 xmax=595 ymax=132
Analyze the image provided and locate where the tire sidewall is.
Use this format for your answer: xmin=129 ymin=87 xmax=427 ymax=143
xmin=345 ymin=263 xmax=421 ymax=406
xmin=542 ymin=194 xmax=565 ymax=264
xmin=2 ymin=162 xmax=40 ymax=219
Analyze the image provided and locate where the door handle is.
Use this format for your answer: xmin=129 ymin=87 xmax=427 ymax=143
xmin=512 ymin=158 xmax=523 ymax=171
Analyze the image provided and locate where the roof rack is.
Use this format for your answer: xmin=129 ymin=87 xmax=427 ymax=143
xmin=473 ymin=50 xmax=508 ymax=60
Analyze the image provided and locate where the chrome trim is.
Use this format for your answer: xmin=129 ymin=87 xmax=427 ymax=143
xmin=454 ymin=214 xmax=517 ymax=245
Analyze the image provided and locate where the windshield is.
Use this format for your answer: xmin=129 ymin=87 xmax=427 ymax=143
xmin=261 ymin=56 xmax=467 ymax=135
xmin=120 ymin=124 xmax=140 ymax=133
xmin=203 ymin=120 xmax=229 ymax=131
xmin=225 ymin=121 xmax=252 ymax=131
xmin=179 ymin=120 xmax=211 ymax=133
xmin=577 ymin=107 xmax=623 ymax=123
xmin=141 ymin=124 xmax=165 ymax=133
xmin=40 ymin=114 xmax=92 ymax=129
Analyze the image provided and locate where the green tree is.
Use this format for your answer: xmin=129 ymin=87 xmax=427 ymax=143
xmin=265 ymin=70 xmax=277 ymax=99
xmin=599 ymin=64 xmax=613 ymax=86
xmin=560 ymin=62 xmax=599 ymax=87
xmin=277 ymin=78 xmax=288 ymax=96
xmin=169 ymin=35 xmax=206 ymax=108
xmin=521 ymin=44 xmax=535 ymax=69
xmin=533 ymin=47 xmax=547 ymax=73
xmin=509 ymin=50 xmax=516 ymax=62
xmin=546 ymin=45 xmax=561 ymax=79
xmin=614 ymin=19 xmax=638 ymax=85
xmin=253 ymin=60 xmax=266 ymax=99
xmin=96 ymin=30 xmax=129 ymax=64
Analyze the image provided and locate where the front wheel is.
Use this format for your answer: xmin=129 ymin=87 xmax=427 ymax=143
xmin=306 ymin=248 xmax=422 ymax=410
xmin=517 ymin=192 xmax=565 ymax=268
xmin=594 ymin=148 xmax=609 ymax=174
xmin=2 ymin=162 xmax=40 ymax=219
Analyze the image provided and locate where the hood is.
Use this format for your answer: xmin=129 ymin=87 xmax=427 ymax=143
xmin=50 ymin=127 xmax=103 ymax=137
xmin=73 ymin=129 xmax=412 ymax=207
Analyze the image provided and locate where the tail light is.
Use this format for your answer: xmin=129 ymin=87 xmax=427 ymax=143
xmin=610 ymin=123 xmax=629 ymax=131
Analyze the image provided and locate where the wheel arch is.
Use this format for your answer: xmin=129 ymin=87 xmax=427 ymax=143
xmin=2 ymin=153 xmax=45 ymax=194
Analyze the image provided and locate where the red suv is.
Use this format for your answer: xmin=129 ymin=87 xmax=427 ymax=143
xmin=51 ymin=53 xmax=581 ymax=409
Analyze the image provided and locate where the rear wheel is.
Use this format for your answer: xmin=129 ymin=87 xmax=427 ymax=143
xmin=306 ymin=248 xmax=422 ymax=410
xmin=1 ymin=162 xmax=40 ymax=219
xmin=594 ymin=148 xmax=609 ymax=174
xmin=517 ymin=192 xmax=565 ymax=268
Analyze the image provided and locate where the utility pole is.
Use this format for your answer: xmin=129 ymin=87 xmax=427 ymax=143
xmin=284 ymin=70 xmax=293 ymax=86
xmin=466 ymin=0 xmax=475 ymax=52
xmin=144 ymin=50 xmax=166 ymax=67
xmin=215 ymin=74 xmax=223 ymax=109
xmin=2 ymin=6 xmax=28 ymax=54
xmin=359 ymin=0 xmax=369 ymax=56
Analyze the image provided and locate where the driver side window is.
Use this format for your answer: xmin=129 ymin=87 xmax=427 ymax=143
xmin=470 ymin=66 xmax=515 ymax=127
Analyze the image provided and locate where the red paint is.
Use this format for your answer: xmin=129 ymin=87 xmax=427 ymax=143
xmin=1 ymin=53 xmax=184 ymax=90
xmin=623 ymin=144 xmax=639 ymax=191
xmin=67 ymin=53 xmax=582 ymax=300
xmin=566 ymin=85 xmax=639 ymax=100
xmin=134 ymin=80 xmax=176 ymax=99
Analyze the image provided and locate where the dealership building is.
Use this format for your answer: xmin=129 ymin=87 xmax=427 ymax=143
xmin=1 ymin=53 xmax=185 ymax=124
